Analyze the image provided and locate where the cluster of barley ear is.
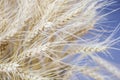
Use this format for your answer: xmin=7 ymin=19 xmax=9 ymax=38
xmin=0 ymin=0 xmax=120 ymax=80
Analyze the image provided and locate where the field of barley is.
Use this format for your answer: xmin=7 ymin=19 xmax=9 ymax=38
xmin=0 ymin=0 xmax=120 ymax=80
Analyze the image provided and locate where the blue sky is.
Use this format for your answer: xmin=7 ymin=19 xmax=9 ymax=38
xmin=69 ymin=0 xmax=120 ymax=80
xmin=97 ymin=0 xmax=120 ymax=66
